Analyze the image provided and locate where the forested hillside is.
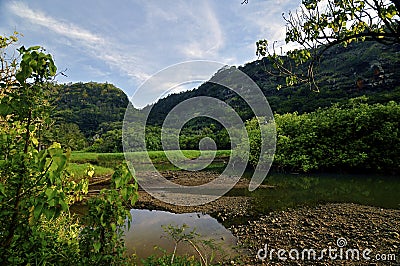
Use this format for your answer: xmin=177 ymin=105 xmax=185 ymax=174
xmin=52 ymin=82 xmax=128 ymax=137
xmin=49 ymin=82 xmax=132 ymax=151
xmin=146 ymin=42 xmax=400 ymax=125
xmin=50 ymin=42 xmax=400 ymax=153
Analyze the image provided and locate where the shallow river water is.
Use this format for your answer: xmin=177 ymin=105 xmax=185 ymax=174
xmin=124 ymin=170 xmax=400 ymax=262
xmin=124 ymin=209 xmax=237 ymax=262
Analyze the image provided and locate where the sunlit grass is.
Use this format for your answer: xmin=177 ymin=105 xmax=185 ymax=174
xmin=66 ymin=163 xmax=114 ymax=179
xmin=69 ymin=151 xmax=108 ymax=163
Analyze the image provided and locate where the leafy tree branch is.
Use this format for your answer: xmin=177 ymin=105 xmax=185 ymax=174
xmin=256 ymin=0 xmax=400 ymax=89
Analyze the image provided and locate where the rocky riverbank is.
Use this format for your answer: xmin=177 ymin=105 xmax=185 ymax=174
xmin=136 ymin=190 xmax=400 ymax=265
xmin=230 ymin=203 xmax=400 ymax=265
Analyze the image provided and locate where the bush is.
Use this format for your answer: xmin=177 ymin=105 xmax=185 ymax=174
xmin=240 ymin=97 xmax=400 ymax=174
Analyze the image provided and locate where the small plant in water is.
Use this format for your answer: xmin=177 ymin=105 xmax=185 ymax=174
xmin=160 ymin=223 xmax=221 ymax=266
xmin=142 ymin=246 xmax=201 ymax=266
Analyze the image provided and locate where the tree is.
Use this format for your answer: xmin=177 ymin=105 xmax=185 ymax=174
xmin=88 ymin=129 xmax=122 ymax=152
xmin=0 ymin=32 xmax=84 ymax=261
xmin=0 ymin=33 xmax=137 ymax=265
xmin=238 ymin=98 xmax=400 ymax=173
xmin=256 ymin=0 xmax=400 ymax=90
xmin=51 ymin=122 xmax=88 ymax=150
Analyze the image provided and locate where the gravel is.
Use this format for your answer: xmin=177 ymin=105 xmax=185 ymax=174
xmin=230 ymin=203 xmax=400 ymax=265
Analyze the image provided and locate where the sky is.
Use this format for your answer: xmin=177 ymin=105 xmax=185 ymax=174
xmin=1 ymin=0 xmax=301 ymax=108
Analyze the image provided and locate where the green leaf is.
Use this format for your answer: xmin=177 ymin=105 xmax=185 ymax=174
xmin=131 ymin=193 xmax=138 ymax=206
xmin=43 ymin=208 xmax=55 ymax=219
xmin=111 ymin=223 xmax=117 ymax=232
xmin=49 ymin=142 xmax=62 ymax=149
xmin=54 ymin=154 xmax=67 ymax=173
xmin=114 ymin=176 xmax=121 ymax=189
xmin=33 ymin=204 xmax=44 ymax=219
xmin=49 ymin=146 xmax=63 ymax=157
xmin=37 ymin=150 xmax=48 ymax=171
xmin=59 ymin=199 xmax=68 ymax=211
xmin=0 ymin=183 xmax=6 ymax=196
xmin=0 ymin=103 xmax=12 ymax=116
xmin=48 ymin=58 xmax=57 ymax=76
xmin=32 ymin=137 xmax=39 ymax=146
xmin=45 ymin=188 xmax=55 ymax=200
xmin=22 ymin=53 xmax=32 ymax=62
xmin=121 ymin=187 xmax=127 ymax=200
xmin=27 ymin=45 xmax=41 ymax=51
xmin=93 ymin=242 xmax=101 ymax=252
xmin=86 ymin=165 xmax=95 ymax=178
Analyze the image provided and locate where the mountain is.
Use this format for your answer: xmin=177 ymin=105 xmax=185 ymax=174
xmin=145 ymin=42 xmax=400 ymax=126
xmin=49 ymin=41 xmax=400 ymax=151
xmin=51 ymin=82 xmax=130 ymax=138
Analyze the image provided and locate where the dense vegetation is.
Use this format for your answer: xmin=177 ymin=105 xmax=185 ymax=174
xmin=45 ymin=41 xmax=400 ymax=175
xmin=1 ymin=0 xmax=399 ymax=263
xmin=147 ymin=42 xmax=400 ymax=124
xmin=52 ymin=82 xmax=129 ymax=137
xmin=0 ymin=34 xmax=137 ymax=265
xmin=48 ymin=41 xmax=400 ymax=155
xmin=45 ymin=82 xmax=132 ymax=151
xmin=239 ymin=98 xmax=400 ymax=174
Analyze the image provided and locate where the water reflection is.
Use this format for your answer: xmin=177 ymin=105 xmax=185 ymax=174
xmin=227 ymin=173 xmax=400 ymax=214
xmin=124 ymin=209 xmax=237 ymax=262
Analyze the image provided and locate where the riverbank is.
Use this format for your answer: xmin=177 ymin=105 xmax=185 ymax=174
xmin=231 ymin=203 xmax=400 ymax=265
xmin=134 ymin=170 xmax=256 ymax=223
xmin=86 ymin=170 xmax=400 ymax=265
xmin=136 ymin=194 xmax=400 ymax=265
xmin=132 ymin=171 xmax=400 ymax=265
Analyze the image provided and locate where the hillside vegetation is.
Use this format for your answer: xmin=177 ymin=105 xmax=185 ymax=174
xmin=47 ymin=82 xmax=131 ymax=151
xmin=51 ymin=82 xmax=129 ymax=137
xmin=147 ymin=42 xmax=400 ymax=125
xmin=48 ymin=42 xmax=400 ymax=175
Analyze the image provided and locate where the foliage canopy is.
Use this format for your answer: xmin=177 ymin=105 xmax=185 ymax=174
xmin=237 ymin=98 xmax=400 ymax=174
xmin=256 ymin=0 xmax=400 ymax=89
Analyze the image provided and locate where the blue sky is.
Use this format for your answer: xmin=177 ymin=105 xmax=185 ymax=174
xmin=1 ymin=0 xmax=301 ymax=108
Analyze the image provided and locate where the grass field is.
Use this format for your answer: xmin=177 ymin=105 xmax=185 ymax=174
xmin=70 ymin=150 xmax=231 ymax=166
xmin=69 ymin=150 xmax=231 ymax=177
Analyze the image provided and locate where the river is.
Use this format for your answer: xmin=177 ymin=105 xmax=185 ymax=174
xmin=126 ymin=169 xmax=400 ymax=263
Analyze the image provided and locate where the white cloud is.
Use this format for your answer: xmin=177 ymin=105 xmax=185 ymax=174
xmin=181 ymin=1 xmax=225 ymax=59
xmin=236 ymin=0 xmax=302 ymax=55
xmin=142 ymin=0 xmax=226 ymax=60
xmin=7 ymin=1 xmax=150 ymax=83
xmin=3 ymin=0 xmax=304 ymax=108
xmin=8 ymin=2 xmax=102 ymax=44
